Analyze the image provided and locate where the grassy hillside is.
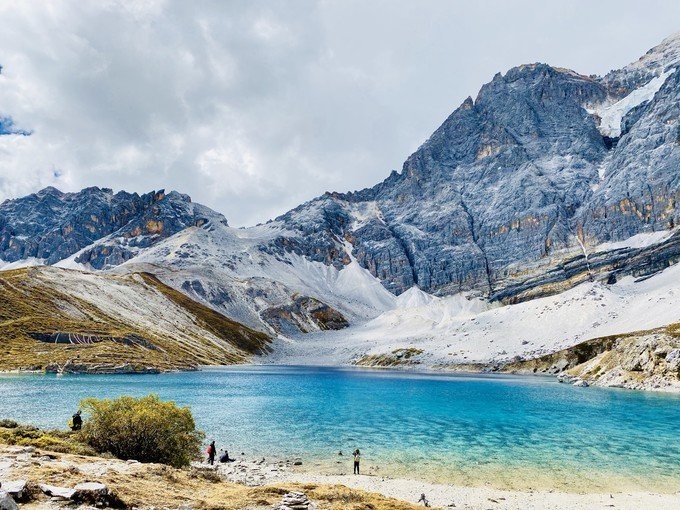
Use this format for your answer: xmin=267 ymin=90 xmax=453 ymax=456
xmin=0 ymin=267 xmax=270 ymax=372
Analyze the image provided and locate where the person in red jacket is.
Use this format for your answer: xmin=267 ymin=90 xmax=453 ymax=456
xmin=206 ymin=441 xmax=216 ymax=465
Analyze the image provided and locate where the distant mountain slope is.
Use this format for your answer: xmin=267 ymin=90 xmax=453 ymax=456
xmin=0 ymin=266 xmax=270 ymax=372
xmin=262 ymin=260 xmax=680 ymax=376
xmin=0 ymin=187 xmax=216 ymax=267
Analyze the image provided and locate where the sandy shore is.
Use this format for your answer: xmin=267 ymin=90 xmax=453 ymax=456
xmin=2 ymin=444 xmax=678 ymax=509
xmin=211 ymin=454 xmax=680 ymax=509
xmin=280 ymin=471 xmax=680 ymax=510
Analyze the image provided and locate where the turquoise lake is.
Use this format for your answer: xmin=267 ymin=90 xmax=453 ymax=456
xmin=1 ymin=366 xmax=679 ymax=491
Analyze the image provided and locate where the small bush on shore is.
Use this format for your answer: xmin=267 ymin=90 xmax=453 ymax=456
xmin=79 ymin=394 xmax=204 ymax=467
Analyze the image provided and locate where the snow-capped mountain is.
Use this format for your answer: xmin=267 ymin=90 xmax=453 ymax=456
xmin=270 ymin=32 xmax=680 ymax=299
xmin=1 ymin=33 xmax=679 ymax=353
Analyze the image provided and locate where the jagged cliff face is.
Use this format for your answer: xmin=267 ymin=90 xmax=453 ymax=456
xmin=0 ymin=33 xmax=678 ymax=313
xmin=0 ymin=187 xmax=218 ymax=268
xmin=268 ymin=34 xmax=680 ymax=296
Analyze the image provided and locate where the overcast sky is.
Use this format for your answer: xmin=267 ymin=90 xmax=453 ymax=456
xmin=0 ymin=1 xmax=678 ymax=226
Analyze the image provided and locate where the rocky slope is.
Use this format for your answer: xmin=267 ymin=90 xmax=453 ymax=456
xmin=0 ymin=187 xmax=215 ymax=267
xmin=0 ymin=266 xmax=269 ymax=372
xmin=502 ymin=323 xmax=680 ymax=392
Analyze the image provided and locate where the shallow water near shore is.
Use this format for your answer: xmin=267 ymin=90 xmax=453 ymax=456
xmin=1 ymin=366 xmax=679 ymax=492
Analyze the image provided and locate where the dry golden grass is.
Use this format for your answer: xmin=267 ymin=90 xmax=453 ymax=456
xmin=0 ymin=422 xmax=96 ymax=456
xmin=0 ymin=267 xmax=271 ymax=372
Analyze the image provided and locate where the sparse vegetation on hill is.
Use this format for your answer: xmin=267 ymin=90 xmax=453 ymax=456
xmin=0 ymin=267 xmax=271 ymax=373
xmin=356 ymin=348 xmax=425 ymax=367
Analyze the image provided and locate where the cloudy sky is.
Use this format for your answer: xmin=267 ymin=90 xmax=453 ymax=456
xmin=0 ymin=1 xmax=678 ymax=226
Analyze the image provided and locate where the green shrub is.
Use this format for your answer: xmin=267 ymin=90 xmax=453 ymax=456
xmin=0 ymin=419 xmax=18 ymax=428
xmin=79 ymin=394 xmax=204 ymax=467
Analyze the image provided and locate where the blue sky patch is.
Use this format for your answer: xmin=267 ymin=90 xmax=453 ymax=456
xmin=0 ymin=116 xmax=32 ymax=136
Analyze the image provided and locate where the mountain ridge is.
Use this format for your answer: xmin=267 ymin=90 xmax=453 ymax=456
xmin=1 ymin=33 xmax=679 ymax=348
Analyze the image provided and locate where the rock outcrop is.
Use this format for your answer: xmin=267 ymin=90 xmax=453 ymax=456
xmin=503 ymin=324 xmax=680 ymax=392
xmin=273 ymin=491 xmax=317 ymax=510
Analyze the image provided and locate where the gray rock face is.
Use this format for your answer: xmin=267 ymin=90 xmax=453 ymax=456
xmin=581 ymin=68 xmax=680 ymax=243
xmin=263 ymin=34 xmax=680 ymax=298
xmin=0 ymin=187 xmax=220 ymax=269
xmin=261 ymin=296 xmax=349 ymax=335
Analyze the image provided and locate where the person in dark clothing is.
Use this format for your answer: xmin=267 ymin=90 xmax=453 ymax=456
xmin=71 ymin=410 xmax=82 ymax=431
xmin=353 ymin=449 xmax=361 ymax=475
xmin=206 ymin=441 xmax=216 ymax=465
xmin=219 ymin=449 xmax=234 ymax=463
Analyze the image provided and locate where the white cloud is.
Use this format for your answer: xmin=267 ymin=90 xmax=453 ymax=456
xmin=0 ymin=0 xmax=678 ymax=225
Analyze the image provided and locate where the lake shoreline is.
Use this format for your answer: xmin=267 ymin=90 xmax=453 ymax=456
xmin=5 ymin=360 xmax=678 ymax=395
xmin=2 ymin=444 xmax=678 ymax=510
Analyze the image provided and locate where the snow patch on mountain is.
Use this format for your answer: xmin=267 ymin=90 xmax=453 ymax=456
xmin=588 ymin=69 xmax=673 ymax=137
xmin=395 ymin=286 xmax=438 ymax=308
xmin=0 ymin=257 xmax=45 ymax=270
xmin=592 ymin=229 xmax=675 ymax=253
xmin=260 ymin=262 xmax=680 ymax=367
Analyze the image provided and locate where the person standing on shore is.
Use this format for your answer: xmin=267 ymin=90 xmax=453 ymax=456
xmin=206 ymin=441 xmax=216 ymax=465
xmin=353 ymin=448 xmax=361 ymax=474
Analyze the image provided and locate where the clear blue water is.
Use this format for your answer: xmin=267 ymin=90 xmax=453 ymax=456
xmin=1 ymin=366 xmax=679 ymax=491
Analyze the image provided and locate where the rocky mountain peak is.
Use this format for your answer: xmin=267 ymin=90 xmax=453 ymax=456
xmin=264 ymin=33 xmax=680 ymax=298
xmin=599 ymin=32 xmax=680 ymax=100
xmin=0 ymin=186 xmax=218 ymax=268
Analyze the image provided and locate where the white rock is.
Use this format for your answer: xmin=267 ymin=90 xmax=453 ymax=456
xmin=74 ymin=481 xmax=108 ymax=496
xmin=0 ymin=480 xmax=26 ymax=499
xmin=39 ymin=484 xmax=76 ymax=499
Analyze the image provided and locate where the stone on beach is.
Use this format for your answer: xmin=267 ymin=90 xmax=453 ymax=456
xmin=40 ymin=481 xmax=110 ymax=502
xmin=273 ymin=491 xmax=317 ymax=510
xmin=74 ymin=481 xmax=108 ymax=496
xmin=39 ymin=483 xmax=76 ymax=499
xmin=0 ymin=491 xmax=18 ymax=510
xmin=0 ymin=481 xmax=26 ymax=501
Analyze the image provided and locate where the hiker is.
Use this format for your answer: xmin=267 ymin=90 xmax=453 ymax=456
xmin=353 ymin=449 xmax=361 ymax=474
xmin=70 ymin=410 xmax=82 ymax=431
xmin=206 ymin=441 xmax=216 ymax=465
xmin=418 ymin=493 xmax=430 ymax=507
xmin=219 ymin=449 xmax=234 ymax=463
